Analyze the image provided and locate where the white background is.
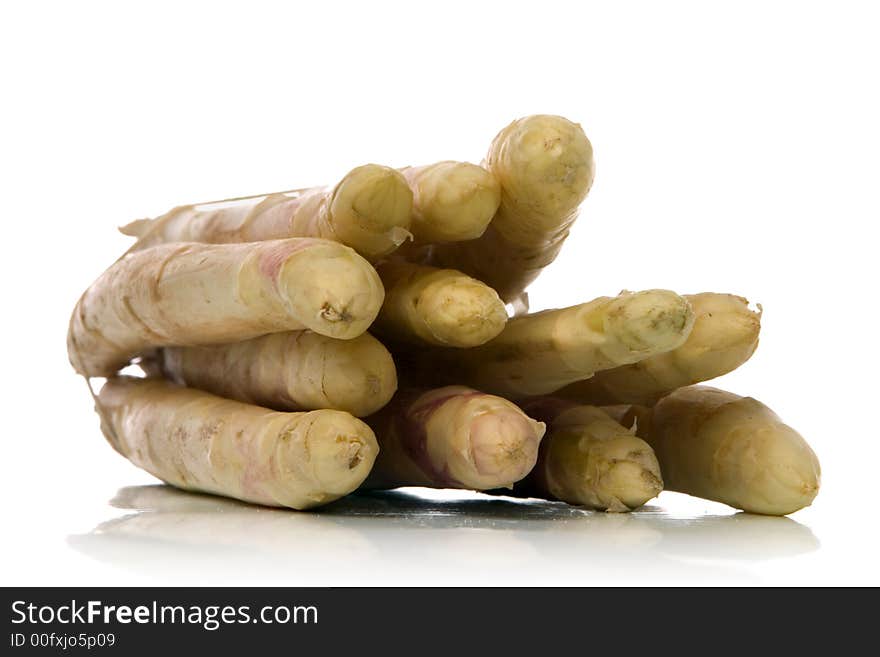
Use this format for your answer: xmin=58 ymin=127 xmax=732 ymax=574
xmin=1 ymin=1 xmax=878 ymax=585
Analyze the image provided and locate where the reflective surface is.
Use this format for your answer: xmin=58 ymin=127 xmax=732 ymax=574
xmin=68 ymin=486 xmax=821 ymax=585
xmin=4 ymin=0 xmax=880 ymax=589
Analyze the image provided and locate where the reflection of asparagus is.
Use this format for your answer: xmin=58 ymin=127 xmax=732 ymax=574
xmin=69 ymin=487 xmax=819 ymax=585
xmin=80 ymin=491 xmax=374 ymax=557
xmin=110 ymin=485 xmax=236 ymax=512
xmin=649 ymin=511 xmax=820 ymax=560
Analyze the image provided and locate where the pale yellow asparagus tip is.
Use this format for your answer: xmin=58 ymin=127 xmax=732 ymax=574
xmin=68 ymin=239 xmax=385 ymax=377
xmin=599 ymin=290 xmax=695 ymax=364
xmin=468 ymin=408 xmax=546 ymax=488
xmin=365 ymin=386 xmax=545 ymax=491
xmin=694 ymin=395 xmax=821 ymax=515
xmin=559 ymin=292 xmax=761 ymax=405
xmin=329 ymin=164 xmax=413 ymax=258
xmin=413 ymin=290 xmax=695 ymax=398
xmin=628 ymin=386 xmax=821 ymax=516
xmin=160 ymin=330 xmax=396 ymax=417
xmin=303 ymin=411 xmax=379 ymax=497
xmin=679 ymin=293 xmax=762 ymax=376
xmin=524 ymin=403 xmax=661 ymax=511
xmin=417 ymin=275 xmax=509 ymax=347
xmin=753 ymin=423 xmax=821 ymax=513
xmin=375 ymin=262 xmax=508 ymax=348
xmin=98 ymin=377 xmax=379 ymax=510
xmin=405 ymin=161 xmax=501 ymax=243
xmin=278 ymin=241 xmax=385 ymax=339
xmin=589 ymin=437 xmax=664 ymax=511
xmin=488 ymin=114 xmax=594 ymax=238
xmin=313 ymin=333 xmax=398 ymax=416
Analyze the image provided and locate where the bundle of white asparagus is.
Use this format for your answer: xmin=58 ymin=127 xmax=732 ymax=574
xmin=68 ymin=115 xmax=819 ymax=515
